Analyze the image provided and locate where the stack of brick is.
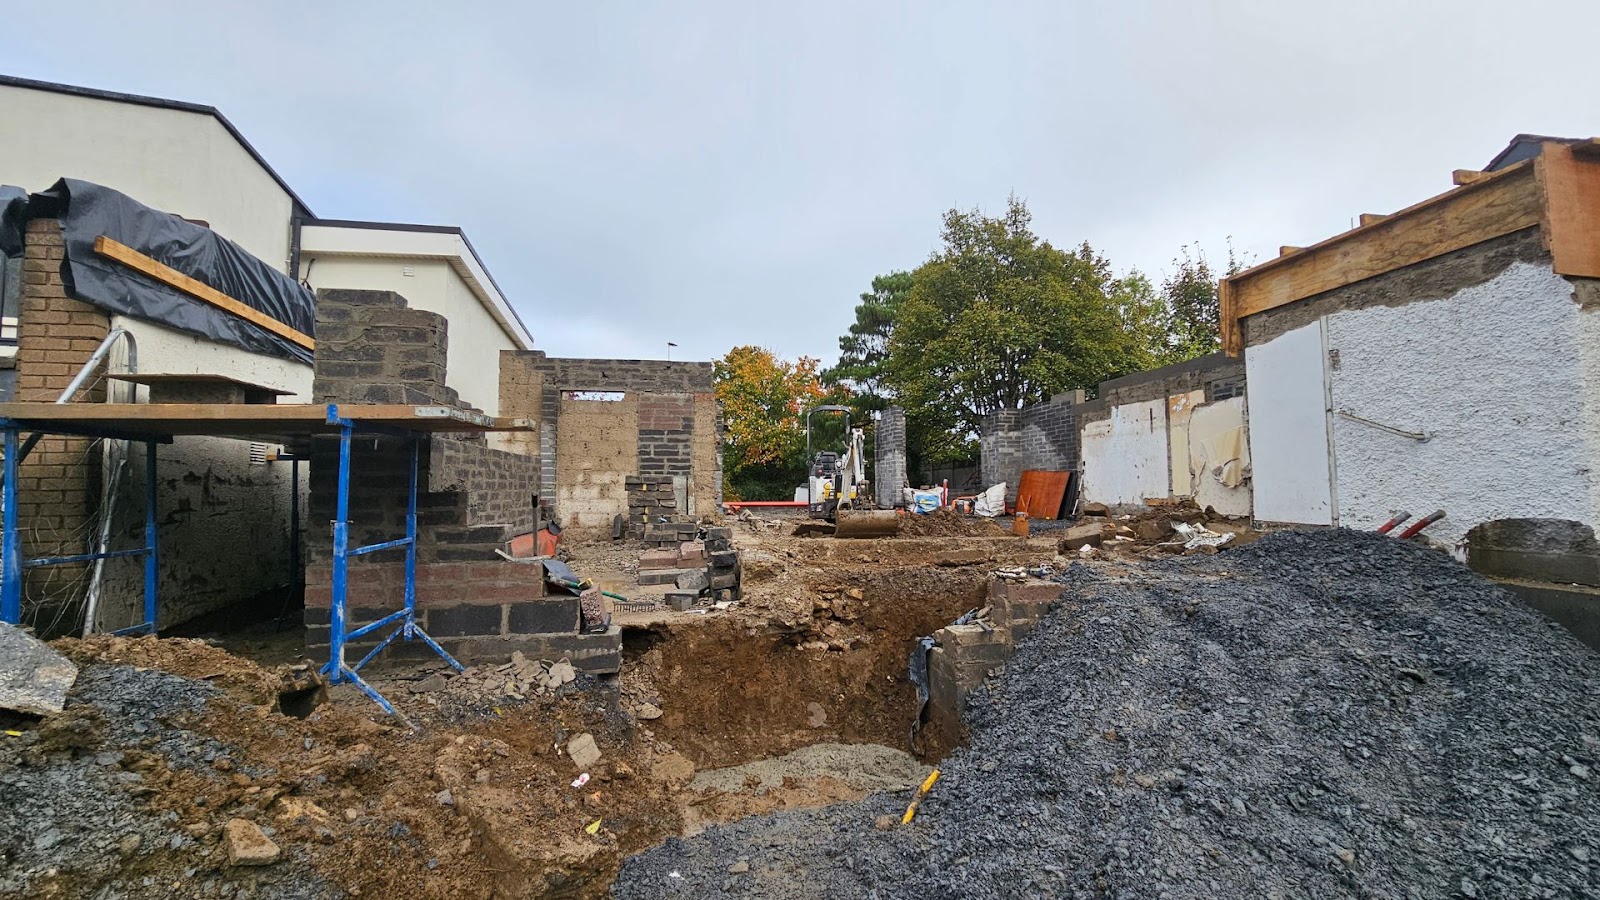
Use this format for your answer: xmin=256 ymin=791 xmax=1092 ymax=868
xmin=642 ymin=520 xmax=701 ymax=550
xmin=625 ymin=475 xmax=680 ymax=539
xmin=704 ymin=526 xmax=740 ymax=602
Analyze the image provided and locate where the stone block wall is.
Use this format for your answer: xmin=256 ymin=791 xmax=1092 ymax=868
xmin=501 ymin=353 xmax=721 ymax=537
xmin=304 ymin=289 xmax=578 ymax=662
xmin=874 ymin=407 xmax=907 ymax=508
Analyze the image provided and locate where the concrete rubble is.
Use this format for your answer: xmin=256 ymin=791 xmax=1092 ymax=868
xmin=0 ymin=622 xmax=77 ymax=716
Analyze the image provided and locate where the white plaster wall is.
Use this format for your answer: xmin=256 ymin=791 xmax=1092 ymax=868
xmin=1080 ymin=398 xmax=1168 ymax=507
xmin=1167 ymin=390 xmax=1204 ymax=496
xmin=1188 ymin=397 xmax=1252 ymax=518
xmin=0 ymin=85 xmax=294 ymax=271
xmin=1580 ymin=301 xmax=1600 ymax=538
xmin=1245 ymin=320 xmax=1333 ymax=525
xmin=110 ymin=316 xmax=313 ymax=400
xmin=1327 ymin=262 xmax=1598 ymax=552
xmin=302 ymin=255 xmax=516 ymax=415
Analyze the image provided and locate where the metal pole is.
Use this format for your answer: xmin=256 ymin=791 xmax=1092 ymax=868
xmin=290 ymin=458 xmax=300 ymax=588
xmin=2 ymin=427 xmax=20 ymax=624
xmin=143 ymin=440 xmax=157 ymax=631
xmin=329 ymin=424 xmax=353 ymax=683
xmin=404 ymin=436 xmax=418 ymax=635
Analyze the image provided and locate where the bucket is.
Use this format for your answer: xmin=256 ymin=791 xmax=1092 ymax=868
xmin=1012 ymin=513 xmax=1029 ymax=537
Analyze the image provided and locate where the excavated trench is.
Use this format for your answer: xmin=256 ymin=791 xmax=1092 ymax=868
xmin=623 ymin=565 xmax=989 ymax=771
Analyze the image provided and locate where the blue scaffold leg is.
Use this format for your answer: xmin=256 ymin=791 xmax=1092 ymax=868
xmin=2 ymin=427 xmax=20 ymax=625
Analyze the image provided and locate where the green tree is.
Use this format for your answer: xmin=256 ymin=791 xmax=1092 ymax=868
xmin=822 ymin=271 xmax=912 ymax=411
xmin=1159 ymin=243 xmax=1245 ymax=360
xmin=883 ymin=196 xmax=1145 ymax=460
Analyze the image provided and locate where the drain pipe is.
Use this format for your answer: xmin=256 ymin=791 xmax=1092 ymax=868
xmin=80 ymin=328 xmax=138 ymax=635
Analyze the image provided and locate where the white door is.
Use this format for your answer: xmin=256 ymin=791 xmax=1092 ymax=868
xmin=1245 ymin=319 xmax=1336 ymax=525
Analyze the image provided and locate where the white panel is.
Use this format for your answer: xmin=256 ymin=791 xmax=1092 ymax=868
xmin=1189 ymin=397 xmax=1252 ymax=518
xmin=1327 ymin=262 xmax=1596 ymax=551
xmin=1245 ymin=320 xmax=1333 ymax=524
xmin=1167 ymin=390 xmax=1204 ymax=496
xmin=1081 ymin=398 xmax=1168 ymax=507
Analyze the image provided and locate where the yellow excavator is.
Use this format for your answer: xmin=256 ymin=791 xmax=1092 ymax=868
xmin=803 ymin=406 xmax=901 ymax=538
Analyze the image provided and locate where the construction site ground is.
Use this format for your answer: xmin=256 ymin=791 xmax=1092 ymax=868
xmin=5 ymin=508 xmax=1597 ymax=898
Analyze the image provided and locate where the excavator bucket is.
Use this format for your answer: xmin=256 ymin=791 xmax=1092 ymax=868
xmin=833 ymin=508 xmax=902 ymax=539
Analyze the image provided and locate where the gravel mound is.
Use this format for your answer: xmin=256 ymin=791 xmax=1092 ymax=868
xmin=613 ymin=529 xmax=1600 ymax=899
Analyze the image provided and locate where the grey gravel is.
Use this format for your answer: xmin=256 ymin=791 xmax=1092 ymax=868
xmin=613 ymin=529 xmax=1600 ymax=899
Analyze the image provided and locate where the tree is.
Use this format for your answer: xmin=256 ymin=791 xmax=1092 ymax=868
xmin=713 ymin=345 xmax=831 ymax=500
xmin=822 ymin=271 xmax=912 ymax=411
xmin=883 ymin=196 xmax=1146 ymax=460
xmin=1159 ymin=243 xmax=1245 ymax=360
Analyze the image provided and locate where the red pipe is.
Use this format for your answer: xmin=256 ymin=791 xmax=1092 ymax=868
xmin=1376 ymin=511 xmax=1412 ymax=534
xmin=1396 ymin=510 xmax=1445 ymax=539
xmin=724 ymin=501 xmax=808 ymax=508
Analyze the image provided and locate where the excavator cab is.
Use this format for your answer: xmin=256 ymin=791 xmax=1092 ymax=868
xmin=802 ymin=406 xmax=900 ymax=537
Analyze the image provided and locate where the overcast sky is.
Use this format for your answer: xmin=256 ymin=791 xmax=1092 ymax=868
xmin=3 ymin=2 xmax=1596 ymax=364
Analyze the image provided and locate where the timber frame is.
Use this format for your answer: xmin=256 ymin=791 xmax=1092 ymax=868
xmin=1220 ymin=138 xmax=1600 ymax=355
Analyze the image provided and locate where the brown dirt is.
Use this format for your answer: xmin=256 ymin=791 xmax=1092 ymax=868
xmin=896 ymin=507 xmax=1007 ymax=538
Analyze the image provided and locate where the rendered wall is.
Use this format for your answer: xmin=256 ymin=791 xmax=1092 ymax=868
xmin=1245 ymin=320 xmax=1333 ymax=525
xmin=1079 ymin=399 xmax=1168 ymax=507
xmin=1187 ymin=397 xmax=1252 ymax=518
xmin=1324 ymin=261 xmax=1595 ymax=550
xmin=0 ymin=84 xmax=295 ymax=271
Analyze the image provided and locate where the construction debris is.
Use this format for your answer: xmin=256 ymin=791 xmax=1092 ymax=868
xmin=222 ymin=818 xmax=280 ymax=866
xmin=0 ymin=622 xmax=77 ymax=716
xmin=613 ymin=529 xmax=1600 ymax=898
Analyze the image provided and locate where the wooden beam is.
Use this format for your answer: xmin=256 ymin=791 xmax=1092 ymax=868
xmin=1452 ymin=169 xmax=1490 ymax=186
xmin=1218 ymin=276 xmax=1241 ymax=357
xmin=0 ymin=402 xmax=505 ymax=437
xmin=93 ymin=236 xmax=315 ymax=351
xmin=1228 ymin=161 xmax=1543 ymax=321
xmin=1278 ymin=246 xmax=1303 ymax=257
xmin=1538 ymin=141 xmax=1600 ymax=278
xmin=1358 ymin=213 xmax=1389 ymax=227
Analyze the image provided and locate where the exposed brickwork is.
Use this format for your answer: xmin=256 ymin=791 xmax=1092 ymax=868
xmin=626 ymin=474 xmax=682 ymax=539
xmin=9 ymin=218 xmax=110 ymax=630
xmin=637 ymin=393 xmax=693 ymax=477
xmin=979 ymin=391 xmax=1082 ymax=504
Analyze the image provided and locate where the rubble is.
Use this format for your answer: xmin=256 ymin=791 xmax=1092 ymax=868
xmin=613 ymin=529 xmax=1600 ymax=898
xmin=222 ymin=818 xmax=280 ymax=866
xmin=0 ymin=622 xmax=77 ymax=715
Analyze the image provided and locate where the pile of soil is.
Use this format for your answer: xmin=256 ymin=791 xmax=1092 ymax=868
xmin=896 ymin=508 xmax=1006 ymax=538
xmin=613 ymin=529 xmax=1600 ymax=898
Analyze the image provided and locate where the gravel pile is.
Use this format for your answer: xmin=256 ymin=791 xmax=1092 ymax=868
xmin=613 ymin=529 xmax=1600 ymax=899
xmin=1 ymin=664 xmax=337 ymax=899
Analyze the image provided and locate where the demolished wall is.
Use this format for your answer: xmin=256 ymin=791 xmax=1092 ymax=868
xmin=303 ymin=290 xmax=613 ymax=669
xmin=500 ymin=353 xmax=721 ymax=538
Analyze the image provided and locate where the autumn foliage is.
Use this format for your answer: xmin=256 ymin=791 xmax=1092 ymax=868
xmin=714 ymin=345 xmax=832 ymax=500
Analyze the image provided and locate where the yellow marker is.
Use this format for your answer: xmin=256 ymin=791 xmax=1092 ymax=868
xmin=3 ymin=730 xmax=21 ymax=737
xmin=901 ymin=769 xmax=941 ymax=824
xmin=585 ymin=819 xmax=602 ymax=835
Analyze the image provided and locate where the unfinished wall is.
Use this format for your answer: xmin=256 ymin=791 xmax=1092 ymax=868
xmin=503 ymin=354 xmax=720 ymax=538
xmin=978 ymin=391 xmax=1082 ymax=504
xmin=874 ymin=407 xmax=907 ymax=508
xmin=1080 ymin=398 xmax=1168 ymax=508
xmin=1188 ymin=397 xmax=1252 ymax=518
xmin=301 ymin=290 xmax=596 ymax=667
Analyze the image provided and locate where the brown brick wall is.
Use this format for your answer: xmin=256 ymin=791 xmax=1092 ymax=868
xmin=11 ymin=218 xmax=110 ymax=630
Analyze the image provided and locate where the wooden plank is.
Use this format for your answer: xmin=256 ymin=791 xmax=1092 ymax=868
xmin=1229 ymin=162 xmax=1542 ymax=320
xmin=1219 ymin=276 xmax=1241 ymax=357
xmin=1014 ymin=469 xmax=1071 ymax=520
xmin=1358 ymin=213 xmax=1389 ymax=227
xmin=0 ymin=402 xmax=507 ymax=437
xmin=1537 ymin=141 xmax=1600 ymax=278
xmin=1277 ymin=246 xmax=1303 ymax=257
xmin=1452 ymin=169 xmax=1489 ymax=186
xmin=93 ymin=236 xmax=315 ymax=351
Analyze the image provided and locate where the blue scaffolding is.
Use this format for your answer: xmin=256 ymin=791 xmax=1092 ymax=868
xmin=0 ymin=401 xmax=488 ymax=718
xmin=0 ymin=419 xmax=168 ymax=634
xmin=318 ymin=404 xmax=463 ymax=717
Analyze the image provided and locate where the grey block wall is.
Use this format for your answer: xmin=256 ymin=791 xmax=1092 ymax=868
xmin=875 ymin=407 xmax=908 ymax=508
xmin=979 ymin=391 xmax=1084 ymax=503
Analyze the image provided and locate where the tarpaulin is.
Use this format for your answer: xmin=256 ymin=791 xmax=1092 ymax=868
xmin=28 ymin=179 xmax=314 ymax=363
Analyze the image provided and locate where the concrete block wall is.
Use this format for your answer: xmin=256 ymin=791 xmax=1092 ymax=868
xmin=503 ymin=353 xmax=721 ymax=536
xmin=979 ymin=390 xmax=1083 ymax=504
xmin=926 ymin=578 xmax=1067 ymax=743
xmin=874 ymin=406 xmax=907 ymax=508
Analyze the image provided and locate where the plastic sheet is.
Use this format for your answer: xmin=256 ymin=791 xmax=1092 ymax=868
xmin=27 ymin=179 xmax=314 ymax=363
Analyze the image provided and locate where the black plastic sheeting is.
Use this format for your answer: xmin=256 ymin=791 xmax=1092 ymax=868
xmin=28 ymin=179 xmax=314 ymax=364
